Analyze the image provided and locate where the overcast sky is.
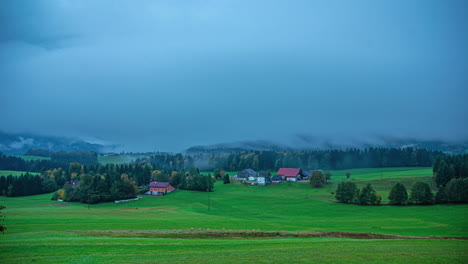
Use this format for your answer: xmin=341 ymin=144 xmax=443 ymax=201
xmin=1 ymin=0 xmax=467 ymax=152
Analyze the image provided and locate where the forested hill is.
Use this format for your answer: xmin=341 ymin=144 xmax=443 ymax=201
xmin=139 ymin=148 xmax=445 ymax=171
xmin=186 ymin=138 xmax=468 ymax=155
xmin=0 ymin=131 xmax=107 ymax=155
xmin=0 ymin=150 xmax=98 ymax=172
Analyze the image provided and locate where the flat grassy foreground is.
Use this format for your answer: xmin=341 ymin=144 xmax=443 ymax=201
xmin=0 ymin=167 xmax=467 ymax=263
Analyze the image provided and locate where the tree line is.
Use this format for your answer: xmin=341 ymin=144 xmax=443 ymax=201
xmin=1 ymin=161 xmax=215 ymax=203
xmin=0 ymin=150 xmax=98 ymax=172
xmin=333 ymin=154 xmax=468 ymax=205
xmin=0 ymin=153 xmax=66 ymax=172
xmin=0 ymin=173 xmax=58 ymax=197
xmin=52 ymin=173 xmax=139 ymax=204
xmin=139 ymin=148 xmax=444 ymax=171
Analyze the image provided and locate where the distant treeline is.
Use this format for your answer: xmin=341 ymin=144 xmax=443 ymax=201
xmin=433 ymin=154 xmax=468 ymax=187
xmin=27 ymin=149 xmax=99 ymax=165
xmin=0 ymin=153 xmax=66 ymax=172
xmin=0 ymin=163 xmax=152 ymax=198
xmin=0 ymin=150 xmax=98 ymax=172
xmin=0 ymin=173 xmax=58 ymax=197
xmin=333 ymin=154 xmax=468 ymax=205
xmin=49 ymin=165 xmax=213 ymax=204
xmin=138 ymin=148 xmax=445 ymax=171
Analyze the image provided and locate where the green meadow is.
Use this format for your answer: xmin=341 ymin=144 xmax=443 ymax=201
xmin=98 ymin=155 xmax=149 ymax=164
xmin=0 ymin=167 xmax=467 ymax=263
xmin=14 ymin=155 xmax=51 ymax=161
xmin=0 ymin=170 xmax=40 ymax=177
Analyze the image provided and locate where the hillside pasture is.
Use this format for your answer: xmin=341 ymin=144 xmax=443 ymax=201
xmin=98 ymin=155 xmax=149 ymax=164
xmin=13 ymin=155 xmax=51 ymax=161
xmin=329 ymin=167 xmax=433 ymax=181
xmin=0 ymin=170 xmax=40 ymax=177
xmin=0 ymin=167 xmax=466 ymax=263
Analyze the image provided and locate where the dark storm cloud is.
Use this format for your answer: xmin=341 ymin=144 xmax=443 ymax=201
xmin=1 ymin=0 xmax=467 ymax=152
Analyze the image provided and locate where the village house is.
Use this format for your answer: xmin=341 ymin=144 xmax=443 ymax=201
xmin=271 ymin=175 xmax=283 ymax=183
xmin=148 ymin=181 xmax=175 ymax=196
xmin=257 ymin=172 xmax=271 ymax=185
xmin=233 ymin=169 xmax=258 ymax=181
xmin=276 ymin=168 xmax=304 ymax=182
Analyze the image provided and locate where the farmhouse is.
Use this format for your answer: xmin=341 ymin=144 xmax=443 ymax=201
xmin=148 ymin=181 xmax=175 ymax=196
xmin=271 ymin=175 xmax=283 ymax=183
xmin=257 ymin=172 xmax=271 ymax=186
xmin=234 ymin=169 xmax=258 ymax=181
xmin=276 ymin=168 xmax=304 ymax=182
xmin=65 ymin=181 xmax=80 ymax=187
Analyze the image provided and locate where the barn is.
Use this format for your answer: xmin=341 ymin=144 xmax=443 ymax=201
xmin=276 ymin=168 xmax=304 ymax=182
xmin=148 ymin=182 xmax=175 ymax=196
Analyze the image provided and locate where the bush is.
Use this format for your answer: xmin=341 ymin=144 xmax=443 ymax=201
xmin=435 ymin=186 xmax=448 ymax=204
xmin=223 ymin=174 xmax=230 ymax=184
xmin=335 ymin=182 xmax=359 ymax=204
xmin=410 ymin=182 xmax=433 ymax=205
xmin=358 ymin=184 xmax=380 ymax=205
xmin=310 ymin=171 xmax=325 ymax=188
xmin=388 ymin=183 xmax=408 ymax=205
xmin=445 ymin=178 xmax=468 ymax=203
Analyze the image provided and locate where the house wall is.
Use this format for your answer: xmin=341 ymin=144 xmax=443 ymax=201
xmin=257 ymin=177 xmax=266 ymax=185
xmin=286 ymin=177 xmax=297 ymax=182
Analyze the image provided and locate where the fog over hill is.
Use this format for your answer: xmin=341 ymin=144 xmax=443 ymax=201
xmin=1 ymin=1 xmax=467 ymax=153
xmin=1 ymin=130 xmax=466 ymax=156
xmin=0 ymin=131 xmax=115 ymax=155
xmin=186 ymin=135 xmax=468 ymax=155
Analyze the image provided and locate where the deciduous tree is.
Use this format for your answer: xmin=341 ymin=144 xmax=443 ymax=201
xmin=335 ymin=182 xmax=359 ymax=204
xmin=388 ymin=183 xmax=408 ymax=205
xmin=410 ymin=182 xmax=433 ymax=205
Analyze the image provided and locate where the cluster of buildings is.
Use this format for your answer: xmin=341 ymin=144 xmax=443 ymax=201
xmin=148 ymin=181 xmax=175 ymax=196
xmin=147 ymin=167 xmax=312 ymax=196
xmin=233 ymin=168 xmax=310 ymax=185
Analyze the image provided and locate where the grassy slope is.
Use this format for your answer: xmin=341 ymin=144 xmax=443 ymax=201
xmin=13 ymin=155 xmax=50 ymax=161
xmin=0 ymin=170 xmax=40 ymax=177
xmin=0 ymin=167 xmax=467 ymax=263
xmin=2 ymin=233 xmax=466 ymax=264
xmin=98 ymin=155 xmax=149 ymax=164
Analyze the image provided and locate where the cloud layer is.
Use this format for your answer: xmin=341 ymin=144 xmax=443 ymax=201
xmin=1 ymin=0 xmax=467 ymax=151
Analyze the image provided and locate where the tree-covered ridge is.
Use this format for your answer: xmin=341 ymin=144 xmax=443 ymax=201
xmin=332 ymin=154 xmax=468 ymax=205
xmin=433 ymin=154 xmax=468 ymax=187
xmin=0 ymin=150 xmax=98 ymax=172
xmin=141 ymin=148 xmax=444 ymax=171
xmin=1 ymin=161 xmax=215 ymax=203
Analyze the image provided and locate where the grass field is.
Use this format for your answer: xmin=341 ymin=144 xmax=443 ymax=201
xmin=0 ymin=167 xmax=467 ymax=263
xmin=98 ymin=155 xmax=149 ymax=164
xmin=0 ymin=170 xmax=40 ymax=177
xmin=14 ymin=155 xmax=51 ymax=161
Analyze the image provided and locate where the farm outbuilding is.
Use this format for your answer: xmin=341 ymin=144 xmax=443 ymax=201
xmin=149 ymin=182 xmax=175 ymax=196
xmin=234 ymin=169 xmax=258 ymax=181
xmin=276 ymin=168 xmax=304 ymax=182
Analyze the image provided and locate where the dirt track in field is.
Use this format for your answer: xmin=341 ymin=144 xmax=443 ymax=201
xmin=75 ymin=229 xmax=468 ymax=240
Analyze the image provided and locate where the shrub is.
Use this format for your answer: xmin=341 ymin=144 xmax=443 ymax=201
xmin=335 ymin=182 xmax=359 ymax=204
xmin=388 ymin=183 xmax=408 ymax=205
xmin=358 ymin=184 xmax=380 ymax=205
xmin=410 ymin=182 xmax=433 ymax=205
xmin=445 ymin=178 xmax=468 ymax=203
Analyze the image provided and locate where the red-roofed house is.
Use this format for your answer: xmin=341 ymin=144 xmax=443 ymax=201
xmin=276 ymin=168 xmax=304 ymax=182
xmin=149 ymin=181 xmax=175 ymax=196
